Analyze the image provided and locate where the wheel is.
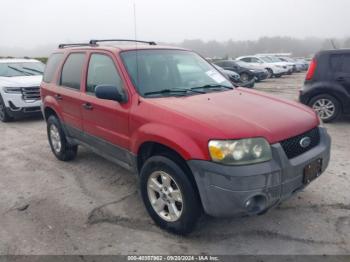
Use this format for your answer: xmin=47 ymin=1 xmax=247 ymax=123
xmin=240 ymin=72 xmax=250 ymax=82
xmin=47 ymin=115 xmax=78 ymax=161
xmin=309 ymin=94 xmax=341 ymax=122
xmin=266 ymin=68 xmax=273 ymax=78
xmin=140 ymin=155 xmax=201 ymax=235
xmin=275 ymin=74 xmax=282 ymax=78
xmin=0 ymin=95 xmax=13 ymax=122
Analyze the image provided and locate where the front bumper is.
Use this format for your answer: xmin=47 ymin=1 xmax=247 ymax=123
xmin=2 ymin=93 xmax=42 ymax=118
xmin=187 ymin=127 xmax=331 ymax=217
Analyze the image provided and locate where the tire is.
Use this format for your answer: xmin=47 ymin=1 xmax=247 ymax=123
xmin=0 ymin=95 xmax=13 ymax=122
xmin=309 ymin=94 xmax=341 ymax=123
xmin=140 ymin=155 xmax=201 ymax=235
xmin=266 ymin=68 xmax=273 ymax=78
xmin=240 ymin=72 xmax=250 ymax=82
xmin=47 ymin=115 xmax=78 ymax=161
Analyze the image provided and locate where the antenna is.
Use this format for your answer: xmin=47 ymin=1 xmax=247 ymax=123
xmin=134 ymin=2 xmax=140 ymax=93
xmin=330 ymin=39 xmax=337 ymax=49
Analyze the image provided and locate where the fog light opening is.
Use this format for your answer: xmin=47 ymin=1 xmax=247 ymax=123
xmin=245 ymin=195 xmax=267 ymax=213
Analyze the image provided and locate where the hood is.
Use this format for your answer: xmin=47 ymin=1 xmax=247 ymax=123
xmin=148 ymin=89 xmax=318 ymax=144
xmin=0 ymin=75 xmax=42 ymax=87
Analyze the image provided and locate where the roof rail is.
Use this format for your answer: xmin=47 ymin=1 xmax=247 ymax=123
xmin=89 ymin=39 xmax=157 ymax=46
xmin=58 ymin=43 xmax=92 ymax=49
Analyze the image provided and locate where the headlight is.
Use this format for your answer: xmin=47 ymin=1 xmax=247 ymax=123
xmin=209 ymin=138 xmax=272 ymax=165
xmin=249 ymin=69 xmax=255 ymax=72
xmin=4 ymin=87 xmax=22 ymax=94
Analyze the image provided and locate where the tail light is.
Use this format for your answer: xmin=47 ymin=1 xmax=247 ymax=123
xmin=306 ymin=58 xmax=317 ymax=81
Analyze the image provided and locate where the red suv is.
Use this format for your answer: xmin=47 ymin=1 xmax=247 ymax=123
xmin=41 ymin=39 xmax=331 ymax=234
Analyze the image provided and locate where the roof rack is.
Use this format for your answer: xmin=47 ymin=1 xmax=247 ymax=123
xmin=58 ymin=43 xmax=92 ymax=49
xmin=89 ymin=39 xmax=157 ymax=46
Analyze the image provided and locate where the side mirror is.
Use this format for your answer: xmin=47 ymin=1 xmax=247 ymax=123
xmin=95 ymin=85 xmax=125 ymax=102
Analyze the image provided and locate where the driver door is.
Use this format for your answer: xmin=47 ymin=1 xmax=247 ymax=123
xmin=81 ymin=52 xmax=131 ymax=164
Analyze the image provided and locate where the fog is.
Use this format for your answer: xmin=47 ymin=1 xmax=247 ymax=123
xmin=1 ymin=0 xmax=349 ymax=56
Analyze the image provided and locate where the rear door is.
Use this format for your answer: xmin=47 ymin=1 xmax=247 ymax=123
xmin=80 ymin=51 xmax=131 ymax=165
xmin=57 ymin=52 xmax=86 ymax=134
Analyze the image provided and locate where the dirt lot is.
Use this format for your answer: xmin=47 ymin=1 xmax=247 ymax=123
xmin=0 ymin=72 xmax=349 ymax=255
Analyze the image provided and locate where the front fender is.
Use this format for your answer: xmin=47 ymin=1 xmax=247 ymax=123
xmin=43 ymin=95 xmax=63 ymax=121
xmin=130 ymin=123 xmax=207 ymax=160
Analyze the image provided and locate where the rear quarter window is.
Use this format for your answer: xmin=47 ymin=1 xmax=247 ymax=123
xmin=330 ymin=54 xmax=343 ymax=71
xmin=43 ymin=53 xmax=64 ymax=83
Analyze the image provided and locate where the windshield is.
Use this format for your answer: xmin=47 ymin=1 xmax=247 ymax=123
xmin=0 ymin=62 xmax=45 ymax=77
xmin=235 ymin=60 xmax=254 ymax=68
xmin=259 ymin=56 xmax=273 ymax=63
xmin=120 ymin=50 xmax=233 ymax=97
xmin=267 ymin=56 xmax=282 ymax=63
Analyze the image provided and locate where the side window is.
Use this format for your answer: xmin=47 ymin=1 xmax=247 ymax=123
xmin=43 ymin=53 xmax=63 ymax=83
xmin=60 ymin=53 xmax=85 ymax=90
xmin=86 ymin=54 xmax=124 ymax=95
xmin=341 ymin=55 xmax=350 ymax=73
xmin=251 ymin=57 xmax=260 ymax=63
xmin=241 ymin=57 xmax=251 ymax=63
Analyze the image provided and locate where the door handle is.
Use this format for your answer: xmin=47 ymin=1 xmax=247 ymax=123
xmin=82 ymin=102 xmax=93 ymax=110
xmin=54 ymin=94 xmax=62 ymax=101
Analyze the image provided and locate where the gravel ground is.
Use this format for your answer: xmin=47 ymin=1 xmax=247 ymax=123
xmin=0 ymin=72 xmax=349 ymax=255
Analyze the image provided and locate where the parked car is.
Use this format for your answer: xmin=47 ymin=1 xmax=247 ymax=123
xmin=277 ymin=57 xmax=302 ymax=72
xmin=0 ymin=58 xmax=44 ymax=122
xmin=300 ymin=49 xmax=350 ymax=122
xmin=236 ymin=55 xmax=287 ymax=78
xmin=41 ymin=40 xmax=331 ymax=234
xmin=214 ymin=60 xmax=268 ymax=82
xmin=295 ymin=58 xmax=309 ymax=70
xmin=257 ymin=55 xmax=294 ymax=75
xmin=213 ymin=64 xmax=255 ymax=88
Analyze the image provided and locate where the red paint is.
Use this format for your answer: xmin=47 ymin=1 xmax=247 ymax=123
xmin=41 ymin=45 xmax=319 ymax=161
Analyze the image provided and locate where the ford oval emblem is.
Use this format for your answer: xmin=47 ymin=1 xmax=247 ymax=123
xmin=300 ymin=137 xmax=311 ymax=148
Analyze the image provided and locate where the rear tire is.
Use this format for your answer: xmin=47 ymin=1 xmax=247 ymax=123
xmin=140 ymin=155 xmax=201 ymax=235
xmin=309 ymin=94 xmax=341 ymax=123
xmin=0 ymin=95 xmax=13 ymax=122
xmin=47 ymin=115 xmax=78 ymax=161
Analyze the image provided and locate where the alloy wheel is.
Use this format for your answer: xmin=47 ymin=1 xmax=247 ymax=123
xmin=50 ymin=124 xmax=62 ymax=153
xmin=312 ymin=98 xmax=335 ymax=120
xmin=147 ymin=171 xmax=183 ymax=222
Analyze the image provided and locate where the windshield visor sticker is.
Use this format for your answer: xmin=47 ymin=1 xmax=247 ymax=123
xmin=206 ymin=70 xmax=227 ymax=83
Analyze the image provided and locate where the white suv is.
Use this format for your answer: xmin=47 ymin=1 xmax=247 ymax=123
xmin=0 ymin=58 xmax=44 ymax=122
xmin=236 ymin=55 xmax=287 ymax=78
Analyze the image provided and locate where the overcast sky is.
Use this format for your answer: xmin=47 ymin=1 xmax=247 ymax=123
xmin=1 ymin=0 xmax=349 ymax=49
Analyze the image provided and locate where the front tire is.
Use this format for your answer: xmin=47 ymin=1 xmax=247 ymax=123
xmin=47 ymin=115 xmax=78 ymax=161
xmin=266 ymin=68 xmax=273 ymax=78
xmin=0 ymin=95 xmax=13 ymax=122
xmin=140 ymin=155 xmax=201 ymax=235
xmin=309 ymin=94 xmax=341 ymax=122
xmin=240 ymin=72 xmax=250 ymax=82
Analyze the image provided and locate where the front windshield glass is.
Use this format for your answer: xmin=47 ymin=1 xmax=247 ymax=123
xmin=259 ymin=56 xmax=273 ymax=63
xmin=120 ymin=50 xmax=232 ymax=97
xmin=0 ymin=62 xmax=45 ymax=77
xmin=268 ymin=56 xmax=282 ymax=63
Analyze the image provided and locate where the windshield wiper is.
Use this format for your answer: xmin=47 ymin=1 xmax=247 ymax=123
xmin=22 ymin=67 xmax=43 ymax=74
xmin=190 ymin=84 xmax=234 ymax=91
xmin=144 ymin=88 xmax=204 ymax=96
xmin=8 ymin=66 xmax=34 ymax=76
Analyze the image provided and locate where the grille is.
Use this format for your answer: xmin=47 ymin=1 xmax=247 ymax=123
xmin=22 ymin=86 xmax=40 ymax=100
xmin=280 ymin=127 xmax=320 ymax=159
